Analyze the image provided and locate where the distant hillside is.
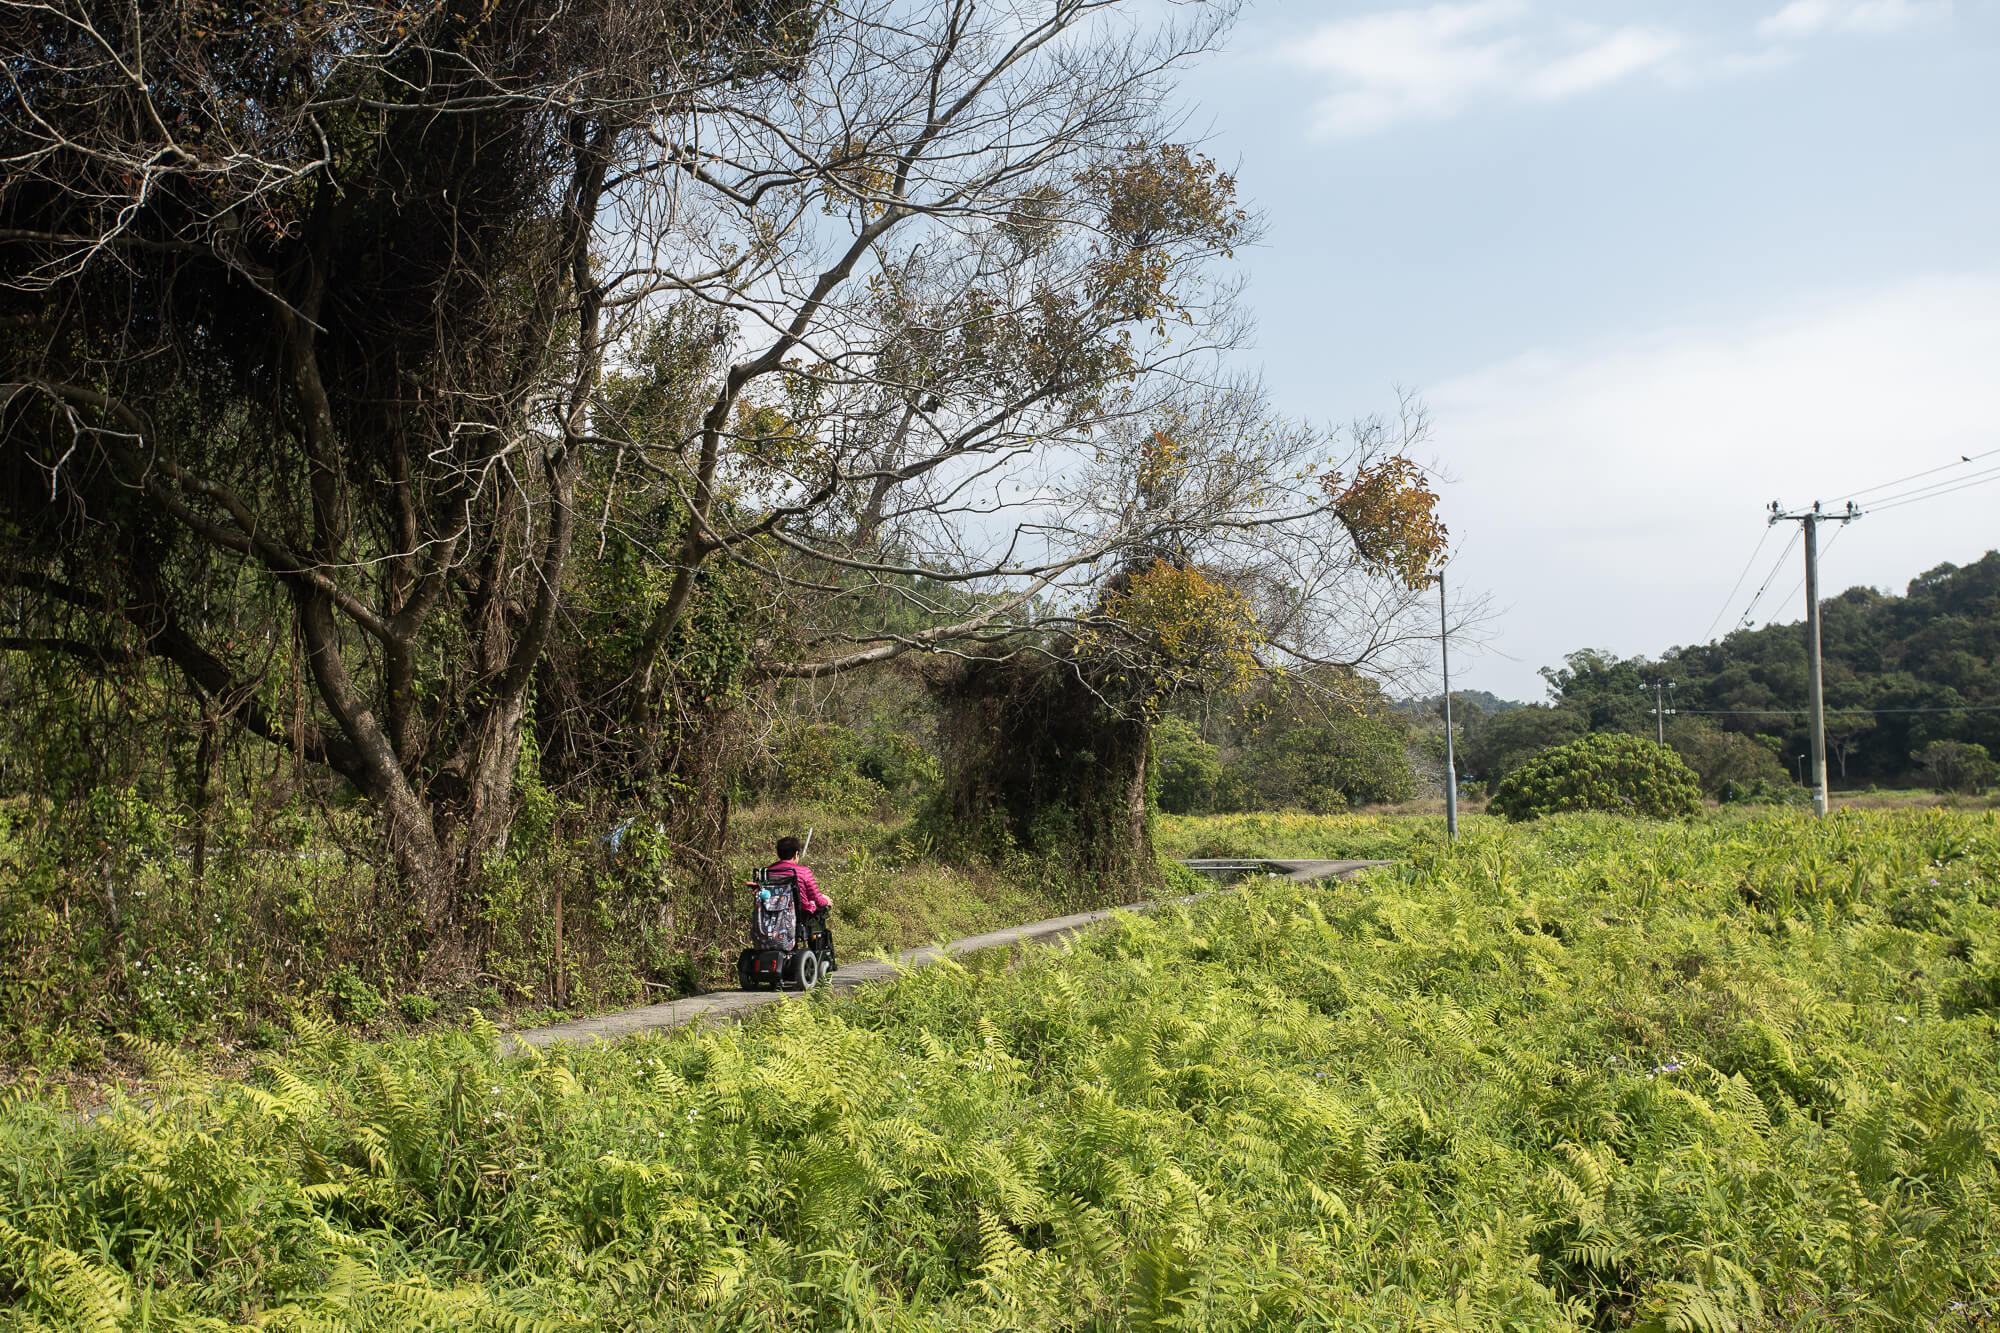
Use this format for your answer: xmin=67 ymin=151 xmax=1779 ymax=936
xmin=1519 ymin=551 xmax=2000 ymax=789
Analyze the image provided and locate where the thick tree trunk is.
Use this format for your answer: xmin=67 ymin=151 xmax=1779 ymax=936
xmin=923 ymin=656 xmax=1158 ymax=904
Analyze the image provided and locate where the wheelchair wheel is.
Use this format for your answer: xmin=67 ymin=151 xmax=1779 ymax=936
xmin=795 ymin=948 xmax=822 ymax=991
xmin=737 ymin=949 xmax=756 ymax=991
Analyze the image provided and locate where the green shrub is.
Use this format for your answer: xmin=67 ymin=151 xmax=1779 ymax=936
xmin=1211 ymin=715 xmax=1418 ymax=813
xmin=325 ymin=967 xmax=385 ymax=1024
xmin=753 ymin=721 xmax=889 ymax=813
xmin=1488 ymin=732 xmax=1702 ymax=821
xmin=854 ymin=722 xmax=940 ymax=801
xmin=130 ymin=953 xmax=222 ymax=1040
xmin=395 ymin=992 xmax=438 ymax=1025
xmin=1276 ymin=717 xmax=1418 ymax=810
xmin=1718 ymin=776 xmax=1807 ymax=806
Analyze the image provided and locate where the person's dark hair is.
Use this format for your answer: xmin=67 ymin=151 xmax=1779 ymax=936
xmin=776 ymin=835 xmax=801 ymax=861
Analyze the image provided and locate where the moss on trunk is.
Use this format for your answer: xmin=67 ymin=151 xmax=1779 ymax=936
xmin=918 ymin=655 xmax=1157 ymax=903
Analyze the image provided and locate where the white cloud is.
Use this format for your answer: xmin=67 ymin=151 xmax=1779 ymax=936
xmin=1287 ymin=0 xmax=1953 ymax=140
xmin=1526 ymin=29 xmax=1687 ymax=99
xmin=1290 ymin=2 xmax=1686 ymax=138
xmin=1757 ymin=0 xmax=1950 ymax=40
xmin=1428 ymin=274 xmax=2000 ymax=699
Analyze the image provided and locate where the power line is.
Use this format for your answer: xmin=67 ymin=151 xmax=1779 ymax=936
xmin=1709 ymin=448 xmax=1998 ymax=649
xmin=1673 ymin=705 xmax=2000 ymax=716
xmin=1753 ymin=465 xmax=1990 ymax=632
xmin=1735 ymin=527 xmax=1800 ymax=630
xmin=1831 ymin=445 xmax=2000 ymax=505
xmin=1862 ymin=460 xmax=2000 ymax=508
xmin=1702 ymin=525 xmax=1775 ymax=644
xmin=1865 ymin=465 xmax=2000 ymax=514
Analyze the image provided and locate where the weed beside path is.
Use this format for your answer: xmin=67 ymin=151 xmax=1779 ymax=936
xmin=3 ymin=808 xmax=1997 ymax=1330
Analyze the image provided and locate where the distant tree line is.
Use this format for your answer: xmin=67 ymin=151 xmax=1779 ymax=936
xmin=1445 ymin=552 xmax=2000 ymax=796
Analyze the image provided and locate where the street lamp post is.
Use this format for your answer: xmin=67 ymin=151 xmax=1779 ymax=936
xmin=1439 ymin=574 xmax=1457 ymax=845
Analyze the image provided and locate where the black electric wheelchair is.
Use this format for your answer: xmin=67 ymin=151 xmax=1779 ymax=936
xmin=736 ymin=866 xmax=836 ymax=991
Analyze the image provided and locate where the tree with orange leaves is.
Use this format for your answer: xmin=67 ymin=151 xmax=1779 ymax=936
xmin=921 ymin=389 xmax=1456 ymax=896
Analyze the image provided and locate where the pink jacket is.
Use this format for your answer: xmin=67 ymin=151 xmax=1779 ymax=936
xmin=769 ymin=860 xmax=829 ymax=913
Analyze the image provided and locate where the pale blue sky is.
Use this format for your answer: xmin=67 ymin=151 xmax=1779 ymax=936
xmin=1178 ymin=0 xmax=2000 ymax=699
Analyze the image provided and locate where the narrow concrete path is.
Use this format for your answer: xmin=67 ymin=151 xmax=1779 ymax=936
xmin=504 ymin=859 xmax=1388 ymax=1053
xmin=1179 ymin=858 xmax=1392 ymax=883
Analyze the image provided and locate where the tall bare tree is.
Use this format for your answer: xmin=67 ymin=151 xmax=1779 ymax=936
xmin=578 ymin=2 xmax=1450 ymax=719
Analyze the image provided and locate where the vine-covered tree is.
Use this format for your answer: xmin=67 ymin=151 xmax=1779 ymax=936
xmin=0 ymin=0 xmax=825 ymax=939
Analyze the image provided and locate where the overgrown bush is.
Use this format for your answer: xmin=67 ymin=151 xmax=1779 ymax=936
xmin=0 ymin=778 xmax=758 ymax=1071
xmin=1488 ymin=732 xmax=1702 ymax=821
xmin=0 ymin=792 xmax=417 ymax=1068
xmin=1155 ymin=672 xmax=1422 ymax=815
xmin=853 ymin=722 xmax=941 ymax=800
xmin=1205 ymin=715 xmax=1417 ymax=814
xmin=1717 ymin=776 xmax=1808 ymax=806
xmin=325 ymin=968 xmax=385 ymax=1025
xmin=745 ymin=718 xmax=942 ymax=814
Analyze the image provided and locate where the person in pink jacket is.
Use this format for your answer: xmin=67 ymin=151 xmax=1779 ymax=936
xmin=770 ymin=834 xmax=831 ymax=920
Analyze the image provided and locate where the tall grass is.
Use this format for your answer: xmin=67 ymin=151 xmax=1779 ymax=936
xmin=2 ymin=808 xmax=1996 ymax=1330
xmin=0 ymin=799 xmax=1119 ymax=1075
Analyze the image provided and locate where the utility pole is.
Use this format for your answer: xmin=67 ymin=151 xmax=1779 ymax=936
xmin=1768 ymin=500 xmax=1860 ymax=817
xmin=1639 ymin=680 xmax=1674 ymax=745
xmin=1439 ymin=573 xmax=1457 ymax=845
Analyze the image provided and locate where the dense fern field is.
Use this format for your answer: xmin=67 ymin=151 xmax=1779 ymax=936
xmin=3 ymin=810 xmax=1998 ymax=1331
xmin=1155 ymin=809 xmax=1450 ymax=862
